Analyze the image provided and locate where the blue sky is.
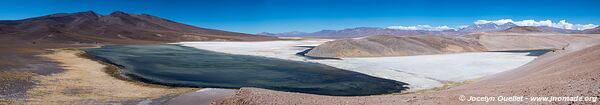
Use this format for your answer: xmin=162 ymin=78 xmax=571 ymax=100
xmin=1 ymin=0 xmax=599 ymax=33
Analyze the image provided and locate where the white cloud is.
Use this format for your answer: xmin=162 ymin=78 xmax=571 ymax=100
xmin=457 ymin=25 xmax=470 ymax=29
xmin=474 ymin=19 xmax=598 ymax=30
xmin=474 ymin=19 xmax=515 ymax=25
xmin=386 ymin=25 xmax=455 ymax=31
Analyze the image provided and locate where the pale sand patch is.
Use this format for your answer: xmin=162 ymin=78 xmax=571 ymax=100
xmin=166 ymin=88 xmax=235 ymax=105
xmin=26 ymin=49 xmax=196 ymax=104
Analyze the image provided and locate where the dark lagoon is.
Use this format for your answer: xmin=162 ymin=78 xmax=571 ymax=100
xmin=84 ymin=44 xmax=408 ymax=96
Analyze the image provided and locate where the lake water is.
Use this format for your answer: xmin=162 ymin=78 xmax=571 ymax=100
xmin=178 ymin=41 xmax=549 ymax=91
xmin=84 ymin=44 xmax=408 ymax=96
xmin=491 ymin=50 xmax=550 ymax=56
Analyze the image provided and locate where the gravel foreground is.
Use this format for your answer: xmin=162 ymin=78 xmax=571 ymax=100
xmin=214 ymin=41 xmax=600 ymax=105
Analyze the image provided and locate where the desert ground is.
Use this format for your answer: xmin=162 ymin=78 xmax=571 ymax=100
xmin=26 ymin=49 xmax=197 ymax=104
xmin=0 ymin=38 xmax=198 ymax=104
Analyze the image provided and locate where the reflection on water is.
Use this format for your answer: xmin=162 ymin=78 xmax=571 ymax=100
xmin=85 ymin=44 xmax=408 ymax=96
xmin=525 ymin=50 xmax=551 ymax=56
xmin=491 ymin=50 xmax=551 ymax=56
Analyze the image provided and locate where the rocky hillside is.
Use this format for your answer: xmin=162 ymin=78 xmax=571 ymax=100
xmin=0 ymin=11 xmax=277 ymax=44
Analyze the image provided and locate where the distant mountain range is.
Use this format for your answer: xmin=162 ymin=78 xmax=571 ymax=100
xmin=259 ymin=27 xmax=463 ymax=38
xmin=579 ymin=26 xmax=600 ymax=34
xmin=0 ymin=11 xmax=276 ymax=44
xmin=458 ymin=22 xmax=518 ymax=33
xmin=257 ymin=31 xmax=308 ymax=37
xmin=260 ymin=22 xmax=593 ymax=38
xmin=499 ymin=26 xmax=547 ymax=33
xmin=456 ymin=22 xmax=585 ymax=34
xmin=536 ymin=26 xmax=581 ymax=33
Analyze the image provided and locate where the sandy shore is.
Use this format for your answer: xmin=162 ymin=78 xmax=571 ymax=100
xmin=26 ymin=48 xmax=197 ymax=104
xmin=165 ymin=88 xmax=236 ymax=105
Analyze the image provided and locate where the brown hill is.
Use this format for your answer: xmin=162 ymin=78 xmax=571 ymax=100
xmin=0 ymin=11 xmax=276 ymax=44
xmin=579 ymin=26 xmax=600 ymax=34
xmin=305 ymin=35 xmax=486 ymax=57
xmin=499 ymin=26 xmax=546 ymax=33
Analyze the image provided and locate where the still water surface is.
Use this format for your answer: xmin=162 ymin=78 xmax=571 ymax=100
xmin=85 ymin=44 xmax=408 ymax=96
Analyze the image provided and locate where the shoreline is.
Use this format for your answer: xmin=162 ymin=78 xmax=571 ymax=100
xmin=85 ymin=44 xmax=407 ymax=96
xmin=26 ymin=42 xmax=540 ymax=104
xmin=78 ymin=48 xmax=179 ymax=88
xmin=26 ymin=48 xmax=197 ymax=104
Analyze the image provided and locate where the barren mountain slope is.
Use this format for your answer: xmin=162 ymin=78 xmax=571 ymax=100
xmin=305 ymin=35 xmax=486 ymax=57
xmin=0 ymin=11 xmax=276 ymax=44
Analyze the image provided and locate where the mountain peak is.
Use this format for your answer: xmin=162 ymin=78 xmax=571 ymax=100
xmin=71 ymin=11 xmax=101 ymax=18
xmin=502 ymin=22 xmax=517 ymax=26
xmin=76 ymin=11 xmax=97 ymax=14
xmin=109 ymin=11 xmax=130 ymax=16
xmin=459 ymin=22 xmax=517 ymax=33
xmin=480 ymin=22 xmax=497 ymax=25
